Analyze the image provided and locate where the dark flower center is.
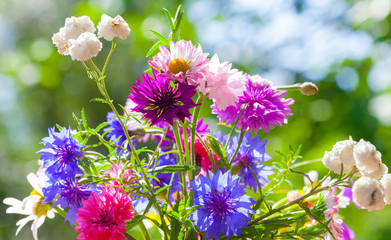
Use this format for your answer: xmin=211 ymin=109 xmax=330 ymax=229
xmin=60 ymin=180 xmax=91 ymax=207
xmin=202 ymin=188 xmax=238 ymax=222
xmin=168 ymin=58 xmax=190 ymax=74
xmin=152 ymin=84 xmax=182 ymax=117
xmin=93 ymin=209 xmax=118 ymax=227
xmin=56 ymin=145 xmax=77 ymax=166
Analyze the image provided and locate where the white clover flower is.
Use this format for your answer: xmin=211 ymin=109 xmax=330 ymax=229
xmin=97 ymin=14 xmax=130 ymax=41
xmin=354 ymin=139 xmax=387 ymax=179
xmin=380 ymin=174 xmax=391 ymax=205
xmin=52 ymin=16 xmax=96 ymax=56
xmin=352 ymin=177 xmax=385 ymax=211
xmin=322 ymin=151 xmax=344 ymax=174
xmin=322 ymin=137 xmax=358 ymax=175
xmin=62 ymin=16 xmax=96 ymax=40
xmin=52 ymin=28 xmax=71 ymax=55
xmin=331 ymin=137 xmax=356 ymax=170
xmin=69 ymin=32 xmax=102 ymax=61
xmin=3 ymin=172 xmax=56 ymax=240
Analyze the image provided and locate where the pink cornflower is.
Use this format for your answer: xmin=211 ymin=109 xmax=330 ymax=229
xmin=199 ymin=55 xmax=246 ymax=110
xmin=148 ymin=40 xmax=209 ymax=85
xmin=103 ymin=162 xmax=137 ymax=194
xmin=74 ymin=186 xmax=135 ymax=240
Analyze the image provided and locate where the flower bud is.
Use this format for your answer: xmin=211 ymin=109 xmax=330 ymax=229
xmin=300 ymin=82 xmax=318 ymax=95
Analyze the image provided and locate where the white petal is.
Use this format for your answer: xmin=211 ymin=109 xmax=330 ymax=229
xmin=27 ymin=173 xmax=42 ymax=194
xmin=16 ymin=215 xmax=35 ymax=235
xmin=31 ymin=217 xmax=45 ymax=240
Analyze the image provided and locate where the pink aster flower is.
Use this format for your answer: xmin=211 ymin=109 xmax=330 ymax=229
xmin=212 ymin=75 xmax=294 ymax=133
xmin=148 ymin=40 xmax=209 ymax=85
xmin=199 ymin=55 xmax=246 ymax=110
xmin=74 ymin=186 xmax=135 ymax=240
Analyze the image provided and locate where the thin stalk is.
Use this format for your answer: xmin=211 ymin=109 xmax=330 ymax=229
xmin=190 ymin=95 xmax=204 ymax=179
xmin=102 ymin=38 xmax=116 ymax=76
xmin=224 ymin=118 xmax=240 ymax=150
xmin=182 ymin=120 xmax=192 ymax=180
xmin=146 ymin=123 xmax=170 ymax=170
xmin=290 ymin=158 xmax=322 ymax=169
xmin=228 ymin=130 xmax=246 ymax=166
xmin=172 ymin=120 xmax=188 ymax=201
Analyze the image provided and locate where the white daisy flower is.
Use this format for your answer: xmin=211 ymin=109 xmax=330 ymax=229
xmin=3 ymin=172 xmax=56 ymax=240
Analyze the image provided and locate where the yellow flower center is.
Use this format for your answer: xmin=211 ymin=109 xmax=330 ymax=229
xmin=168 ymin=58 xmax=190 ymax=74
xmin=30 ymin=189 xmax=52 ymax=217
xmin=30 ymin=189 xmax=42 ymax=197
xmin=33 ymin=197 xmax=52 ymax=218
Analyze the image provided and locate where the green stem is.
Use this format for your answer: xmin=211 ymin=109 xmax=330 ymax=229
xmin=182 ymin=120 xmax=192 ymax=180
xmin=190 ymin=95 xmax=204 ymax=178
xmin=224 ymin=118 xmax=240 ymax=150
xmin=102 ymin=38 xmax=116 ymax=76
xmin=228 ymin=130 xmax=246 ymax=166
xmin=172 ymin=120 xmax=188 ymax=201
xmin=53 ymin=206 xmax=66 ymax=218
xmin=138 ymin=221 xmax=152 ymax=240
xmin=147 ymin=123 xmax=170 ymax=170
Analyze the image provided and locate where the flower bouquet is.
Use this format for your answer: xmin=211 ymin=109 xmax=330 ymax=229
xmin=4 ymin=6 xmax=391 ymax=240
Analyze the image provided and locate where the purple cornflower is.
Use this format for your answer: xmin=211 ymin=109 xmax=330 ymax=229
xmin=103 ymin=111 xmax=137 ymax=154
xmin=212 ymin=76 xmax=294 ymax=133
xmin=129 ymin=69 xmax=198 ymax=126
xmin=43 ymin=178 xmax=101 ymax=226
xmin=226 ymin=132 xmax=274 ymax=192
xmin=189 ymin=170 xmax=255 ymax=239
xmin=37 ymin=127 xmax=85 ymax=180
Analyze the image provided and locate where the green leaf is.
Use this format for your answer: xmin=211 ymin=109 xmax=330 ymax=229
xmin=146 ymin=40 xmax=164 ymax=58
xmin=81 ymin=108 xmax=88 ymax=130
xmin=153 ymin=185 xmax=171 ymax=196
xmin=150 ymin=30 xmax=170 ymax=46
xmin=148 ymin=164 xmax=197 ymax=173
xmin=162 ymin=8 xmax=175 ymax=31
xmin=90 ymin=98 xmax=109 ymax=104
xmin=93 ymin=122 xmax=110 ymax=134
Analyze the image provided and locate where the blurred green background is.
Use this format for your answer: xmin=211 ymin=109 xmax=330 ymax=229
xmin=1 ymin=0 xmax=391 ymax=239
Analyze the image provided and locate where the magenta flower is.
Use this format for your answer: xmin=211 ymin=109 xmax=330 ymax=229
xmin=212 ymin=76 xmax=294 ymax=133
xmin=129 ymin=69 xmax=198 ymax=125
xmin=74 ymin=186 xmax=135 ymax=240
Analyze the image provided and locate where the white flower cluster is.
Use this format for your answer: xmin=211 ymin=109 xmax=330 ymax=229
xmin=322 ymin=137 xmax=390 ymax=211
xmin=52 ymin=14 xmax=130 ymax=61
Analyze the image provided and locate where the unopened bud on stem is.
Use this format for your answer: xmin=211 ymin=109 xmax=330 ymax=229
xmin=300 ymin=82 xmax=318 ymax=95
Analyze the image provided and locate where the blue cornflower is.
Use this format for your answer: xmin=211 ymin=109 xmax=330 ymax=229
xmin=189 ymin=170 xmax=255 ymax=239
xmin=226 ymin=132 xmax=274 ymax=192
xmin=37 ymin=127 xmax=85 ymax=180
xmin=43 ymin=178 xmax=101 ymax=226
xmin=103 ymin=112 xmax=137 ymax=154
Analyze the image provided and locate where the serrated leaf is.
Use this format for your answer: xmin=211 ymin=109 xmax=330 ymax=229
xmin=93 ymin=122 xmax=110 ymax=134
xmin=90 ymin=98 xmax=109 ymax=104
xmin=148 ymin=164 xmax=196 ymax=173
xmin=81 ymin=108 xmax=88 ymax=130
